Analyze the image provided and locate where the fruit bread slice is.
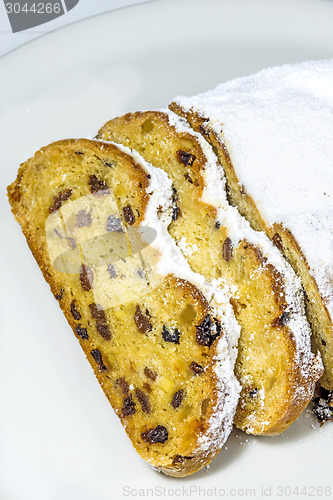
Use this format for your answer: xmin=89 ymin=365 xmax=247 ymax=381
xmin=7 ymin=138 xmax=242 ymax=477
xmin=169 ymin=60 xmax=333 ymax=390
xmin=97 ymin=111 xmax=323 ymax=435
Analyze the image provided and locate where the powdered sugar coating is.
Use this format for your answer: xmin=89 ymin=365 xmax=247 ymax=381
xmin=173 ymin=59 xmax=333 ymax=322
xmin=111 ymin=141 xmax=241 ymax=461
xmin=165 ymin=110 xmax=323 ymax=404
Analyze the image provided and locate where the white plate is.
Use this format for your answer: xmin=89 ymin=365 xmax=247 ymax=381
xmin=1 ymin=1 xmax=333 ymax=499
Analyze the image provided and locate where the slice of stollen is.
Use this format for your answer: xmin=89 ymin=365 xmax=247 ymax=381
xmin=7 ymin=138 xmax=241 ymax=477
xmin=170 ymin=59 xmax=333 ymax=391
xmin=97 ymin=111 xmax=323 ymax=435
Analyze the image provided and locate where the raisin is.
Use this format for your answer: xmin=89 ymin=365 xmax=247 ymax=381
xmin=222 ymin=237 xmax=233 ymax=261
xmin=67 ymin=237 xmax=76 ymax=249
xmin=143 ymin=383 xmax=152 ymax=393
xmin=184 ymin=173 xmax=193 ymax=184
xmin=75 ymin=325 xmax=89 ymax=340
xmin=215 ymin=221 xmax=221 ymax=229
xmin=249 ymin=388 xmax=258 ymax=398
xmin=172 ymin=455 xmax=193 ymax=465
xmin=271 ymin=310 xmax=291 ymax=327
xmin=54 ymin=289 xmax=64 ymax=301
xmin=80 ymin=264 xmax=93 ymax=291
xmin=256 ymin=249 xmax=268 ymax=265
xmin=75 ymin=151 xmax=84 ymax=155
xmin=190 ymin=361 xmax=204 ymax=375
xmin=196 ymin=315 xmax=221 ymax=347
xmin=53 ymin=228 xmax=76 ymax=248
xmin=106 ymin=215 xmax=123 ymax=233
xmin=144 ymin=367 xmax=157 ymax=381
xmin=54 ymin=228 xmax=63 ymax=239
xmin=135 ymin=388 xmax=151 ymax=414
xmin=313 ymin=389 xmax=333 ymax=425
xmin=171 ymin=187 xmax=181 ymax=221
xmin=176 ymin=149 xmax=196 ymax=166
xmin=134 ymin=305 xmax=152 ymax=333
xmin=137 ymin=269 xmax=145 ymax=279
xmin=141 ymin=425 xmax=168 ymax=444
xmin=172 ymin=206 xmax=181 ymax=221
xmin=89 ymin=303 xmax=111 ymax=340
xmin=49 ymin=189 xmax=72 ymax=213
xmin=107 ymin=264 xmax=117 ymax=279
xmin=199 ymin=123 xmax=209 ymax=137
xmin=123 ymin=205 xmax=135 ymax=225
xmin=91 ymin=349 xmax=107 ymax=371
xmin=70 ymin=300 xmax=81 ymax=320
xmin=171 ymin=389 xmax=184 ymax=409
xmin=76 ymin=210 xmax=92 ymax=227
xmin=122 ymin=394 xmax=136 ymax=417
xmin=162 ymin=325 xmax=180 ymax=344
xmin=322 ymin=339 xmax=327 ymax=346
xmin=103 ymin=160 xmax=114 ymax=168
xmin=117 ymin=377 xmax=129 ymax=395
xmin=89 ymin=174 xmax=108 ymax=194
xmin=96 ymin=322 xmax=111 ymax=341
xmin=272 ymin=233 xmax=283 ymax=251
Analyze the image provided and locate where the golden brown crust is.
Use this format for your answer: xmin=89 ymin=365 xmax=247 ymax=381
xmin=271 ymin=224 xmax=333 ymax=390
